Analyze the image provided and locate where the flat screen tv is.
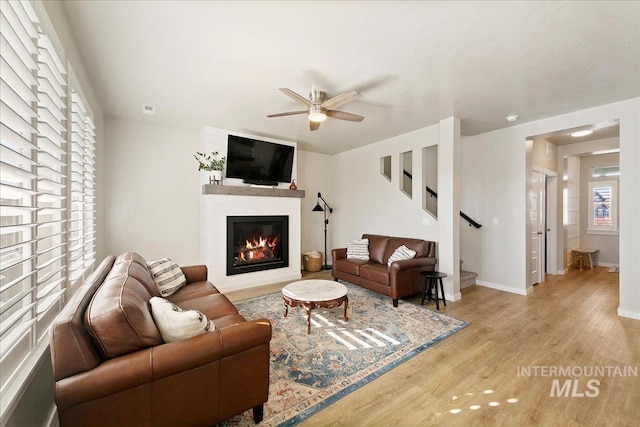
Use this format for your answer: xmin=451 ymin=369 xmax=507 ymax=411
xmin=226 ymin=134 xmax=294 ymax=186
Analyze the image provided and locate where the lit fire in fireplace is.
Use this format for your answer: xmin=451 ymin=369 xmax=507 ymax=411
xmin=238 ymin=235 xmax=279 ymax=262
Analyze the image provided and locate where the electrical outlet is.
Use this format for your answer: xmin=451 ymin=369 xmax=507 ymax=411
xmin=422 ymin=218 xmax=430 ymax=226
xmin=493 ymin=217 xmax=499 ymax=226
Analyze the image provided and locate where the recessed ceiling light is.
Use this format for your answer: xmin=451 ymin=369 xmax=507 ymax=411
xmin=505 ymin=115 xmax=519 ymax=122
xmin=571 ymin=130 xmax=593 ymax=137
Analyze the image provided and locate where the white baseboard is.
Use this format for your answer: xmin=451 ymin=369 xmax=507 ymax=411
xmin=46 ymin=406 xmax=59 ymax=427
xmin=444 ymin=292 xmax=462 ymax=302
xmin=597 ymin=262 xmax=616 ymax=268
xmin=617 ymin=308 xmax=640 ymax=320
xmin=476 ymin=280 xmax=528 ymax=296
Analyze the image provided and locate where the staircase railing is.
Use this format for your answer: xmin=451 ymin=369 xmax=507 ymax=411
xmin=403 ymin=170 xmax=482 ymax=228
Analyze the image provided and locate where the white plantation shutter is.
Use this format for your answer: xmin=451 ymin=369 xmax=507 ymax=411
xmin=35 ymin=30 xmax=67 ymax=338
xmin=83 ymin=115 xmax=96 ymax=268
xmin=69 ymin=91 xmax=95 ymax=280
xmin=1 ymin=0 xmax=41 ymax=385
xmin=0 ymin=0 xmax=98 ymax=412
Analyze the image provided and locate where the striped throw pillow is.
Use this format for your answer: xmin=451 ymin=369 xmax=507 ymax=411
xmin=387 ymin=245 xmax=417 ymax=266
xmin=347 ymin=238 xmax=370 ymax=260
xmin=147 ymin=258 xmax=187 ymax=297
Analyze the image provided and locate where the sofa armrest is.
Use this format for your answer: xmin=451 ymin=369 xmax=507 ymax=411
xmin=389 ymin=256 xmax=437 ymax=274
xmin=332 ymin=248 xmax=347 ymax=264
xmin=181 ymin=264 xmax=208 ymax=283
xmin=55 ymin=320 xmax=271 ymax=410
xmin=218 ymin=319 xmax=272 ymax=357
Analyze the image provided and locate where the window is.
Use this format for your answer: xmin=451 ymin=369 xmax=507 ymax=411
xmin=0 ymin=0 xmax=97 ymax=411
xmin=591 ymin=165 xmax=619 ymax=178
xmin=588 ymin=180 xmax=618 ymax=233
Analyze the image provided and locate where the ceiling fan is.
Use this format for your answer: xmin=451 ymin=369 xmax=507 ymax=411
xmin=267 ymin=88 xmax=364 ymax=131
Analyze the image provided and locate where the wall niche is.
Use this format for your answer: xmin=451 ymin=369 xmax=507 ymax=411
xmin=380 ymin=155 xmax=392 ymax=181
xmin=422 ymin=145 xmax=438 ymax=218
xmin=400 ymin=151 xmax=412 ymax=199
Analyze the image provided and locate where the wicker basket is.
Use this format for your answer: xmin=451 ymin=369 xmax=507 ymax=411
xmin=303 ymin=251 xmax=323 ymax=272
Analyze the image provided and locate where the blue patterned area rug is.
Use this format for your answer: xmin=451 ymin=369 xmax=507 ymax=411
xmin=223 ymin=282 xmax=468 ymax=427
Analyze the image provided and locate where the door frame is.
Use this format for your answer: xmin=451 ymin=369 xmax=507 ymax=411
xmin=532 ymin=166 xmax=558 ymax=283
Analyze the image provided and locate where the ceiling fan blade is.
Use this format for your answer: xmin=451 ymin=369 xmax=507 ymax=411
xmin=267 ymin=110 xmax=307 ymax=118
xmin=310 ymin=121 xmax=321 ymax=131
xmin=279 ymin=88 xmax=312 ymax=107
xmin=321 ymin=90 xmax=361 ymax=110
xmin=326 ymin=110 xmax=364 ymax=122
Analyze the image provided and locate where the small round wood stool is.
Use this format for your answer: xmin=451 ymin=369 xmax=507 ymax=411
xmin=420 ymin=271 xmax=447 ymax=310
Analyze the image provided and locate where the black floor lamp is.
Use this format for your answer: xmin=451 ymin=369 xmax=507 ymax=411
xmin=312 ymin=192 xmax=333 ymax=270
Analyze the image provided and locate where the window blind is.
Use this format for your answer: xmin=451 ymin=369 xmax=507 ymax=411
xmin=69 ymin=91 xmax=95 ymax=282
xmin=0 ymin=0 xmax=97 ymax=409
xmin=1 ymin=0 xmax=41 ymax=384
xmin=35 ymin=29 xmax=67 ymax=339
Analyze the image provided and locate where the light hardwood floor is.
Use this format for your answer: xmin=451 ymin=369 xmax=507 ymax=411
xmin=226 ymin=268 xmax=639 ymax=427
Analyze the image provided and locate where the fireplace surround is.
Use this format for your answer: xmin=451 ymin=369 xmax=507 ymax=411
xmin=227 ymin=215 xmax=289 ymax=276
xmin=200 ymin=128 xmax=303 ymax=291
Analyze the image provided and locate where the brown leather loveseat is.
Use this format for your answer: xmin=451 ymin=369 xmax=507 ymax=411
xmin=50 ymin=252 xmax=271 ymax=427
xmin=332 ymin=234 xmax=437 ymax=306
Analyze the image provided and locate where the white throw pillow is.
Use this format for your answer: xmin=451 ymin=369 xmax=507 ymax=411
xmin=387 ymin=245 xmax=417 ymax=266
xmin=347 ymin=238 xmax=370 ymax=260
xmin=147 ymin=258 xmax=187 ymax=296
xmin=149 ymin=297 xmax=215 ymax=343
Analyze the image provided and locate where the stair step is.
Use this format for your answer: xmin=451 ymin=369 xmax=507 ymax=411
xmin=460 ymin=270 xmax=478 ymax=289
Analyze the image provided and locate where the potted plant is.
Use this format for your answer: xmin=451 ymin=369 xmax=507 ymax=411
xmin=194 ymin=151 xmax=225 ymax=183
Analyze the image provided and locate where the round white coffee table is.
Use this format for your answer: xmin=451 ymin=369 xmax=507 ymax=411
xmin=282 ymin=279 xmax=349 ymax=334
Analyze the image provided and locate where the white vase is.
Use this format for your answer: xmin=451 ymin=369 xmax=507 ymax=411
xmin=211 ymin=170 xmax=222 ymax=184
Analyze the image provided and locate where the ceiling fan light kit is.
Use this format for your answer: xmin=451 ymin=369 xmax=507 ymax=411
xmin=268 ymin=87 xmax=364 ymax=131
xmin=308 ymin=106 xmax=327 ymax=123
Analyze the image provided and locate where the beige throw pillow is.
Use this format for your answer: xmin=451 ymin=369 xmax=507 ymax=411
xmin=149 ymin=297 xmax=215 ymax=343
xmin=387 ymin=245 xmax=417 ymax=266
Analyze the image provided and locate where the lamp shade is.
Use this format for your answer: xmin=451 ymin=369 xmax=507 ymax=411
xmin=312 ymin=202 xmax=324 ymax=212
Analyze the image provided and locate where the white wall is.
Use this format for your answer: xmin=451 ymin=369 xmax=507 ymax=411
xmin=617 ymin=99 xmax=640 ymax=319
xmin=330 ymin=126 xmax=440 ymax=253
xmin=532 ymin=138 xmax=557 ymax=172
xmin=459 ymin=126 xmax=527 ymax=295
xmin=103 ymin=118 xmax=201 ymax=265
xmin=297 ymin=151 xmax=334 ymax=260
xmin=580 ymin=153 xmax=620 ymax=266
xmin=565 ymin=157 xmax=581 ymax=262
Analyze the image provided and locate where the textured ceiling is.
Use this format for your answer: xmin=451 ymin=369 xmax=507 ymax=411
xmin=61 ymin=1 xmax=639 ymax=154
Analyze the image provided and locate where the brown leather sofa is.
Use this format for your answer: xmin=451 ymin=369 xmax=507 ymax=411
xmin=332 ymin=234 xmax=437 ymax=307
xmin=50 ymin=252 xmax=271 ymax=427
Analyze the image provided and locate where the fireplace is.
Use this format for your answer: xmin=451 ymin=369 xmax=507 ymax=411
xmin=227 ymin=215 xmax=289 ymax=276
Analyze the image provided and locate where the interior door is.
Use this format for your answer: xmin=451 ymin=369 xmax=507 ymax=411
xmin=531 ymin=170 xmax=545 ymax=284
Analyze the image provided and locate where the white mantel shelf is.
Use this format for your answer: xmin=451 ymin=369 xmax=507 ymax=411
xmin=202 ymin=185 xmax=305 ymax=198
